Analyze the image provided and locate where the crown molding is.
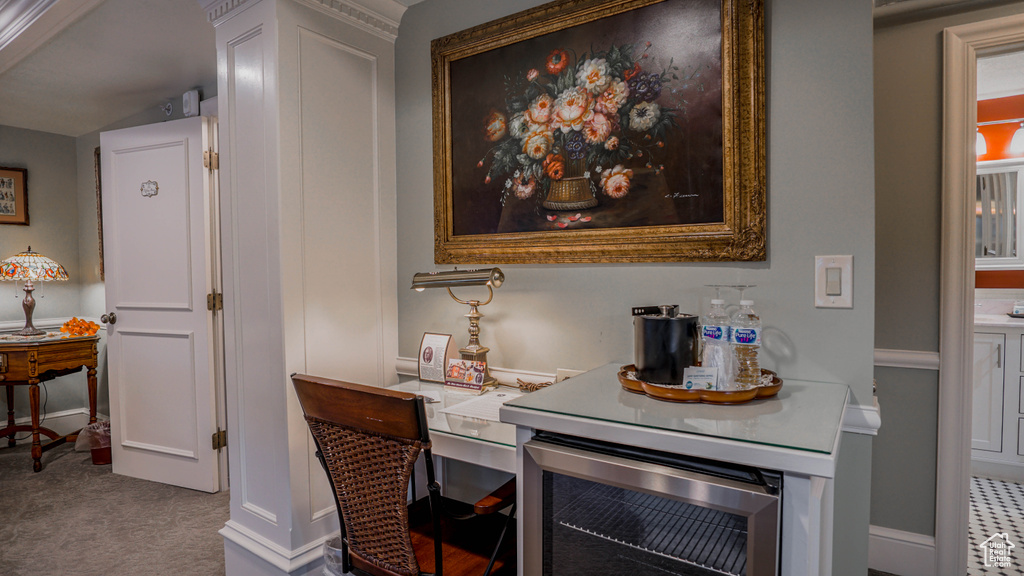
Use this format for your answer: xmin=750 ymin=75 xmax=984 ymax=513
xmin=0 ymin=0 xmax=104 ymax=77
xmin=199 ymin=0 xmax=255 ymax=26
xmin=200 ymin=0 xmax=405 ymax=40
xmin=293 ymin=0 xmax=403 ymax=42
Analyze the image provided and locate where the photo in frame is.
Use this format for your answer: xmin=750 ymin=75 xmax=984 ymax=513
xmin=431 ymin=0 xmax=764 ymax=263
xmin=418 ymin=332 xmax=458 ymax=383
xmin=0 ymin=167 xmax=28 ymax=226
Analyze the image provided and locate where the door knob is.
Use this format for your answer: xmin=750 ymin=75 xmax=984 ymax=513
xmin=101 ymin=312 xmax=117 ymax=325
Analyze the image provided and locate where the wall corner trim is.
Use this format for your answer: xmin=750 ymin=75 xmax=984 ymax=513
xmin=396 ymin=357 xmax=880 ymax=435
xmin=874 ymin=348 xmax=941 ymax=370
xmin=869 ymin=524 xmax=937 ymax=576
xmin=219 ymin=520 xmax=328 ymax=572
xmin=842 ymin=397 xmax=881 ymax=436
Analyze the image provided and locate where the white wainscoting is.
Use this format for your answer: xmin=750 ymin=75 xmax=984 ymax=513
xmin=0 ymin=316 xmax=104 ymax=333
xmin=10 ymin=407 xmax=108 ymax=438
xmin=874 ymin=348 xmax=941 ymax=370
xmin=870 ymin=348 xmax=939 ymax=575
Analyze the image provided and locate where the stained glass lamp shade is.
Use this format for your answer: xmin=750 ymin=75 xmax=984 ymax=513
xmin=0 ymin=247 xmax=68 ymax=336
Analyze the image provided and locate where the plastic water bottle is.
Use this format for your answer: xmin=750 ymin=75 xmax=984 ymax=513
xmin=730 ymin=300 xmax=762 ymax=389
xmin=700 ymin=299 xmax=736 ymax=390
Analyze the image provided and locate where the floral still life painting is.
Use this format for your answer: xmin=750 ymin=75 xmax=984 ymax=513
xmin=432 ymin=0 xmax=765 ymax=263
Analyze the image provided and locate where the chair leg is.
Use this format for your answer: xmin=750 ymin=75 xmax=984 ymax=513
xmin=316 ymin=449 xmax=352 ymax=575
xmin=482 ymin=503 xmax=516 ymax=576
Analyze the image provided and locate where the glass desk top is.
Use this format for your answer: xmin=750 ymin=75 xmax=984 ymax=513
xmin=391 ymin=380 xmax=517 ymax=448
xmin=503 ymin=363 xmax=849 ymax=454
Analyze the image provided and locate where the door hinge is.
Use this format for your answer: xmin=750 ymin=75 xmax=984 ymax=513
xmin=207 ymin=292 xmax=223 ymax=311
xmin=212 ymin=429 xmax=227 ymax=452
xmin=203 ymin=149 xmax=219 ymax=170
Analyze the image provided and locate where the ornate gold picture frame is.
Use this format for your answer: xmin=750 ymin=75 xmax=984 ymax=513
xmin=431 ymin=0 xmax=764 ymax=263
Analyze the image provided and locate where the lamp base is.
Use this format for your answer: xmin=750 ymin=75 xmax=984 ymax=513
xmin=460 ymin=346 xmax=497 ymax=386
xmin=16 ymin=280 xmax=44 ymax=337
xmin=12 ymin=326 xmax=45 ymax=337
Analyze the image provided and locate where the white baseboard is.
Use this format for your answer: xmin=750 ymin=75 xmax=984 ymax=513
xmin=869 ymin=524 xmax=936 ymax=576
xmin=971 ymin=456 xmax=1024 ymax=482
xmin=220 ymin=520 xmax=327 ymax=574
xmin=10 ymin=407 xmax=103 ymax=437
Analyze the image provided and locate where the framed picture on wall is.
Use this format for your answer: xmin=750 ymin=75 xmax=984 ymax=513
xmin=431 ymin=0 xmax=765 ymax=263
xmin=95 ymin=147 xmax=104 ymax=280
xmin=0 ymin=167 xmax=28 ymax=226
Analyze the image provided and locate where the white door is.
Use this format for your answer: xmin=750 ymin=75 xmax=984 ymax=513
xmin=972 ymin=332 xmax=1005 ymax=452
xmin=101 ymin=116 xmax=220 ymax=492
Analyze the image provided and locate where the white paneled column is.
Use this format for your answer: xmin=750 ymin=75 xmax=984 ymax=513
xmin=201 ymin=0 xmax=402 ymax=574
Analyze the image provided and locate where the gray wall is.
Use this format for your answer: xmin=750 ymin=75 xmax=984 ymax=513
xmin=0 ymin=86 xmax=217 ymax=422
xmin=395 ymin=0 xmax=876 ymax=572
xmin=872 ymin=1 xmax=1024 ymax=536
xmin=0 ymin=125 xmax=88 ymax=419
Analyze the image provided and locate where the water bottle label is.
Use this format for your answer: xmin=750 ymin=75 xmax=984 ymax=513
xmin=731 ymin=327 xmax=761 ymax=345
xmin=702 ymin=325 xmax=729 ymax=341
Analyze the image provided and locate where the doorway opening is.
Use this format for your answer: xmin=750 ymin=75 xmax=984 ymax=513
xmin=969 ymin=46 xmax=1024 ymax=575
xmin=940 ymin=14 xmax=1024 ymax=576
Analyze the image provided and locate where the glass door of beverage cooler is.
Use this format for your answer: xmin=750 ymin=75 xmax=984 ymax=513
xmin=523 ymin=433 xmax=782 ymax=576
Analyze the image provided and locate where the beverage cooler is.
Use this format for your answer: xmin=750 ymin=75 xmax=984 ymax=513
xmin=522 ymin=432 xmax=781 ymax=576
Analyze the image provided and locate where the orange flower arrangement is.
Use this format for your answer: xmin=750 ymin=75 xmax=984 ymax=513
xmin=61 ymin=317 xmax=100 ymax=337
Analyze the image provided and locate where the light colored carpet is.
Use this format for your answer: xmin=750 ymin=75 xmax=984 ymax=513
xmin=0 ymin=442 xmax=229 ymax=576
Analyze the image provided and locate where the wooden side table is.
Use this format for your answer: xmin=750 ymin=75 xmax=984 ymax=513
xmin=0 ymin=334 xmax=100 ymax=471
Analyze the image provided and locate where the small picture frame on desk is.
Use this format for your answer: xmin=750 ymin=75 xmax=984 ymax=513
xmin=445 ymin=358 xmax=488 ymax=395
xmin=418 ymin=332 xmax=458 ymax=383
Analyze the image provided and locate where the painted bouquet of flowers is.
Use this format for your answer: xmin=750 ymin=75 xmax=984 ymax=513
xmin=478 ymin=42 xmax=682 ymax=211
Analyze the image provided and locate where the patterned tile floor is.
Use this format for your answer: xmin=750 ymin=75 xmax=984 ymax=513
xmin=970 ymin=476 xmax=1024 ymax=575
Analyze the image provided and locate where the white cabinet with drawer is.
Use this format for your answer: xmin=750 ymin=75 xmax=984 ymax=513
xmin=971 ymin=324 xmax=1024 ymax=479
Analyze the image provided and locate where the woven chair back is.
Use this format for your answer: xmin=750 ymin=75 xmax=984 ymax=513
xmin=293 ymin=374 xmax=430 ymax=576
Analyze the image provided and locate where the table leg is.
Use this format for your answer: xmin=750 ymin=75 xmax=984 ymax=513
xmin=29 ymin=381 xmax=41 ymax=472
xmin=5 ymin=385 xmax=13 ymax=447
xmin=87 ymin=366 xmax=97 ymax=424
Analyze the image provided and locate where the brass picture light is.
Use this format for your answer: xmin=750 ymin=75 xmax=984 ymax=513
xmin=411 ymin=268 xmax=504 ymax=385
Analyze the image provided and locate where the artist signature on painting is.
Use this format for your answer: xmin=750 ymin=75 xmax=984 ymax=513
xmin=665 ymin=193 xmax=698 ymax=198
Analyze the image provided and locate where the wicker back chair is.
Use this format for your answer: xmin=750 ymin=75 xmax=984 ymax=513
xmin=292 ymin=373 xmax=444 ymax=576
xmin=294 ymin=374 xmax=516 ymax=576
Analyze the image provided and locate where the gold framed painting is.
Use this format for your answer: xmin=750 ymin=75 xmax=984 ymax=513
xmin=431 ymin=0 xmax=765 ymax=263
xmin=0 ymin=167 xmax=28 ymax=226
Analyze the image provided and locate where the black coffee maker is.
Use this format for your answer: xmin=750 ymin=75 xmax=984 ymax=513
xmin=632 ymin=305 xmax=698 ymax=384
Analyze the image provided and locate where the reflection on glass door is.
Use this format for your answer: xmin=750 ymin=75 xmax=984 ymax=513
xmin=976 ymin=164 xmax=1024 ymax=267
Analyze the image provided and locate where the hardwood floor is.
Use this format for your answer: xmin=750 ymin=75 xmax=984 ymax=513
xmin=408 ymin=501 xmax=516 ymax=576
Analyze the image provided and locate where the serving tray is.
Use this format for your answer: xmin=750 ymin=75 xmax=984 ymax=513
xmin=618 ymin=365 xmax=782 ymax=404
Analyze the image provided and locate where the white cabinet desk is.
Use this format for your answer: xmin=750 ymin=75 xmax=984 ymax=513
xmin=390 ymin=380 xmax=517 ymax=473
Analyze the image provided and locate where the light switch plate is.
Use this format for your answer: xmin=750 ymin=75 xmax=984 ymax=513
xmin=815 ymin=255 xmax=853 ymax=308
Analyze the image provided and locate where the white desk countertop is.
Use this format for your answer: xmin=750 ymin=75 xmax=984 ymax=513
xmin=390 ymin=380 xmax=517 ymax=473
xmin=501 ymin=363 xmax=849 ymax=478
